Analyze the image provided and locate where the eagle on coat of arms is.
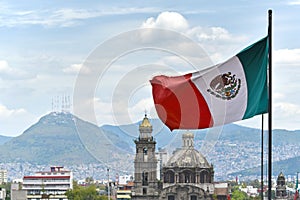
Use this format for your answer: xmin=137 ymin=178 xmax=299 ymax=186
xmin=207 ymin=72 xmax=241 ymax=100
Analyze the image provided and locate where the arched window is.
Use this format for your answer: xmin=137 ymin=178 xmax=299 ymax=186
xmin=143 ymin=147 xmax=148 ymax=155
xmin=184 ymin=170 xmax=195 ymax=183
xmin=179 ymin=173 xmax=184 ymax=183
xmin=164 ymin=171 xmax=175 ymax=183
xmin=200 ymin=171 xmax=210 ymax=183
xmin=185 ymin=172 xmax=190 ymax=183
xmin=179 ymin=170 xmax=195 ymax=183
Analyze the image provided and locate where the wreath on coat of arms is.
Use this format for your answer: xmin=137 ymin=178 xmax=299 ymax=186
xmin=207 ymin=72 xmax=241 ymax=100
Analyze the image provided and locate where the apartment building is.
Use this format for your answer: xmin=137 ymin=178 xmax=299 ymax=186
xmin=22 ymin=166 xmax=73 ymax=200
xmin=0 ymin=170 xmax=7 ymax=184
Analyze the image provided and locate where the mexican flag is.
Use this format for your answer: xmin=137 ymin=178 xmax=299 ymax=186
xmin=150 ymin=37 xmax=269 ymax=131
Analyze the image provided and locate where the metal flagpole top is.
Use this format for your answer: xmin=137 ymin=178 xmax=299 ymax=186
xmin=267 ymin=9 xmax=273 ymax=200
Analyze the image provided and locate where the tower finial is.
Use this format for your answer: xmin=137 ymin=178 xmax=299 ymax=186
xmin=139 ymin=113 xmax=153 ymax=139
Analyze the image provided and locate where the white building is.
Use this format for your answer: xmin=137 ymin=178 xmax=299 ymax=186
xmin=0 ymin=188 xmax=6 ymax=200
xmin=118 ymin=175 xmax=133 ymax=185
xmin=0 ymin=170 xmax=7 ymax=184
xmin=11 ymin=183 xmax=27 ymax=200
xmin=240 ymin=185 xmax=259 ymax=197
xmin=22 ymin=166 xmax=73 ymax=200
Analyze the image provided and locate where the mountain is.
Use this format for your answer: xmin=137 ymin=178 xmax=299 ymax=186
xmin=0 ymin=135 xmax=13 ymax=145
xmin=0 ymin=112 xmax=95 ymax=164
xmin=101 ymin=118 xmax=177 ymax=150
xmin=0 ymin=112 xmax=299 ymax=180
xmin=0 ymin=112 xmax=132 ymax=166
xmin=229 ymin=154 xmax=300 ymax=178
xmin=219 ymin=128 xmax=300 ymax=179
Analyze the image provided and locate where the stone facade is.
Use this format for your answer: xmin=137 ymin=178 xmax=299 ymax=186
xmin=159 ymin=132 xmax=214 ymax=200
xmin=275 ymin=172 xmax=288 ymax=200
xmin=132 ymin=115 xmax=224 ymax=200
xmin=131 ymin=114 xmax=159 ymax=200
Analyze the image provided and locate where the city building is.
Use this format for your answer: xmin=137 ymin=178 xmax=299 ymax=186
xmin=22 ymin=166 xmax=73 ymax=200
xmin=240 ymin=185 xmax=259 ymax=197
xmin=132 ymin=114 xmax=230 ymax=200
xmin=0 ymin=170 xmax=7 ymax=184
xmin=275 ymin=172 xmax=288 ymax=200
xmin=11 ymin=183 xmax=27 ymax=200
xmin=131 ymin=114 xmax=159 ymax=200
xmin=0 ymin=188 xmax=6 ymax=200
xmin=160 ymin=132 xmax=215 ymax=199
xmin=118 ymin=175 xmax=133 ymax=185
xmin=117 ymin=190 xmax=132 ymax=200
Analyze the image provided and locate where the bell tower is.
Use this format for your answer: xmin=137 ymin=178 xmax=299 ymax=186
xmin=132 ymin=114 xmax=159 ymax=200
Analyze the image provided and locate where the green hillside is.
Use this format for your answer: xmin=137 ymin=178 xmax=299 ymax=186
xmin=0 ymin=135 xmax=12 ymax=145
xmin=229 ymin=156 xmax=300 ymax=178
xmin=0 ymin=112 xmax=131 ymax=165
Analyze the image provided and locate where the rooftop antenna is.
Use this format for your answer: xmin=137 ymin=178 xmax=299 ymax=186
xmin=65 ymin=95 xmax=69 ymax=112
xmin=55 ymin=96 xmax=59 ymax=112
xmin=61 ymin=95 xmax=65 ymax=112
xmin=52 ymin=98 xmax=54 ymax=112
xmin=68 ymin=95 xmax=72 ymax=113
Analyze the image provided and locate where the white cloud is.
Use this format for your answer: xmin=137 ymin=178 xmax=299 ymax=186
xmin=128 ymin=97 xmax=157 ymax=121
xmin=0 ymin=7 xmax=160 ymax=27
xmin=187 ymin=26 xmax=235 ymax=42
xmin=0 ymin=104 xmax=37 ymax=136
xmin=273 ymin=92 xmax=285 ymax=100
xmin=142 ymin=11 xmax=189 ymax=31
xmin=0 ymin=104 xmax=26 ymax=119
xmin=288 ymin=0 xmax=300 ymax=5
xmin=186 ymin=26 xmax=247 ymax=61
xmin=274 ymin=49 xmax=300 ymax=65
xmin=63 ymin=63 xmax=91 ymax=75
xmin=0 ymin=60 xmax=35 ymax=80
xmin=273 ymin=102 xmax=300 ymax=130
xmin=76 ymin=95 xmax=156 ymax=127
xmin=140 ymin=12 xmax=247 ymax=62
xmin=274 ymin=102 xmax=300 ymax=117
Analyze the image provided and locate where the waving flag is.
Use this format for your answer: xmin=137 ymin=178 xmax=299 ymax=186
xmin=151 ymin=37 xmax=269 ymax=130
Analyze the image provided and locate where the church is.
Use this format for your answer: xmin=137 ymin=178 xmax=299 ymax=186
xmin=131 ymin=114 xmax=229 ymax=200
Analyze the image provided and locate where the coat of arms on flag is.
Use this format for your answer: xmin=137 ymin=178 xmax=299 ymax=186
xmin=207 ymin=72 xmax=241 ymax=100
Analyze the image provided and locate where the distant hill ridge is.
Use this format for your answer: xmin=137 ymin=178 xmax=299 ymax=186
xmin=0 ymin=112 xmax=299 ymax=179
xmin=0 ymin=135 xmax=12 ymax=145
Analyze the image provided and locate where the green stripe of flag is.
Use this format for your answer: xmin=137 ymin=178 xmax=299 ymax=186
xmin=236 ymin=36 xmax=269 ymax=119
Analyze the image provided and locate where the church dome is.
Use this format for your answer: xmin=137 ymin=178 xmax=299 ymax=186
xmin=166 ymin=148 xmax=211 ymax=168
xmin=165 ymin=132 xmax=211 ymax=168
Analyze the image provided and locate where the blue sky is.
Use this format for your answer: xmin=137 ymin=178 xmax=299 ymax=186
xmin=1 ymin=0 xmax=300 ymax=136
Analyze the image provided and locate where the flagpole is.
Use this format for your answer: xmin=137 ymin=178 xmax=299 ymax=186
xmin=267 ymin=9 xmax=273 ymax=200
xmin=261 ymin=114 xmax=264 ymax=200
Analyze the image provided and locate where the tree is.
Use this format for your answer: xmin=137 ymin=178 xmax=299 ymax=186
xmin=85 ymin=177 xmax=94 ymax=185
xmin=65 ymin=183 xmax=109 ymax=200
xmin=211 ymin=194 xmax=218 ymax=200
xmin=231 ymin=189 xmax=249 ymax=200
xmin=0 ymin=182 xmax=11 ymax=200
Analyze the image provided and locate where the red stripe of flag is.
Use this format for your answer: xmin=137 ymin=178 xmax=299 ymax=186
xmin=150 ymin=73 xmax=213 ymax=130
